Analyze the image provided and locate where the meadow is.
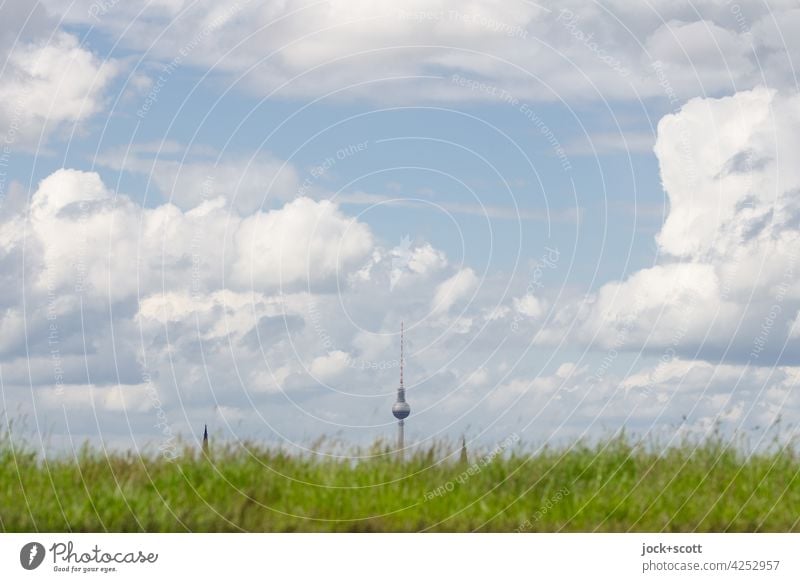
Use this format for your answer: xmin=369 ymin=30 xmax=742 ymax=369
xmin=2 ymin=427 xmax=799 ymax=532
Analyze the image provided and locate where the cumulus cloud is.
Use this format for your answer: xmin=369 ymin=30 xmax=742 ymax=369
xmin=17 ymin=169 xmax=220 ymax=301
xmin=232 ymin=197 xmax=373 ymax=290
xmin=544 ymin=87 xmax=800 ymax=364
xmin=6 ymin=169 xmax=372 ymax=301
xmin=0 ymin=32 xmax=117 ymax=145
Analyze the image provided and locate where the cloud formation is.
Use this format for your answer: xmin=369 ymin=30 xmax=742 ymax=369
xmin=546 ymin=88 xmax=800 ymax=364
xmin=0 ymin=32 xmax=117 ymax=146
xmin=4 ymin=0 xmax=800 ymax=451
xmin=42 ymin=0 xmax=800 ymax=103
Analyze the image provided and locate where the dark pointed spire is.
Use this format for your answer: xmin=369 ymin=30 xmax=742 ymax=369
xmin=202 ymin=424 xmax=209 ymax=455
xmin=460 ymin=435 xmax=468 ymax=466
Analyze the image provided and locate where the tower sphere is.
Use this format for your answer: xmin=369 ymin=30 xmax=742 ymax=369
xmin=392 ymin=400 xmax=410 ymax=419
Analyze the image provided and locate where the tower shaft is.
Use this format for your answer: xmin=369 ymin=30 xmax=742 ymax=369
xmin=398 ymin=419 xmax=404 ymax=452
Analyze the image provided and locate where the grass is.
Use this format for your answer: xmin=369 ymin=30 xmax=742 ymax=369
xmin=2 ymin=426 xmax=800 ymax=532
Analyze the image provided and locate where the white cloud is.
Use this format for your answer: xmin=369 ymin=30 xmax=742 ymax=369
xmin=643 ymin=19 xmax=755 ymax=97
xmin=431 ymin=267 xmax=478 ymax=314
xmin=232 ymin=197 xmax=373 ymax=289
xmin=351 ymin=329 xmax=392 ymax=363
xmin=513 ymin=293 xmax=544 ymax=318
xmin=389 ymin=239 xmax=448 ymax=290
xmin=9 ymin=169 xmax=373 ymax=302
xmin=555 ymin=362 xmax=576 ymax=378
xmin=41 ymin=0 xmax=800 ymax=103
xmin=248 ymin=365 xmax=294 ymax=394
xmin=0 ymin=32 xmax=117 ymax=145
xmin=537 ymin=87 xmax=800 ymax=363
xmin=137 ymin=290 xmax=269 ymax=340
xmin=654 ymin=87 xmax=778 ymax=259
xmin=310 ymin=350 xmax=351 ymax=381
xmin=20 ymin=169 xmax=225 ymax=301
xmin=466 ymin=367 xmax=489 ymax=387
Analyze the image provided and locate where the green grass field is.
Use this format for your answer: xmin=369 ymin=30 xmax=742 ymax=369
xmin=2 ymin=429 xmax=799 ymax=532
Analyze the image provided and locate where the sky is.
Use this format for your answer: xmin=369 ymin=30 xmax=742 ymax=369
xmin=1 ymin=0 xmax=800 ymax=456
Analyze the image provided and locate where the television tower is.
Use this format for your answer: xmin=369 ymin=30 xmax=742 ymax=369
xmin=392 ymin=322 xmax=410 ymax=456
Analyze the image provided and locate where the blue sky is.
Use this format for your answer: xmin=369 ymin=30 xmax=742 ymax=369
xmin=2 ymin=0 xmax=800 ymax=455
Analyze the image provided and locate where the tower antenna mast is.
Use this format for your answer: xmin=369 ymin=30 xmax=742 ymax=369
xmin=400 ymin=321 xmax=404 ymax=388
